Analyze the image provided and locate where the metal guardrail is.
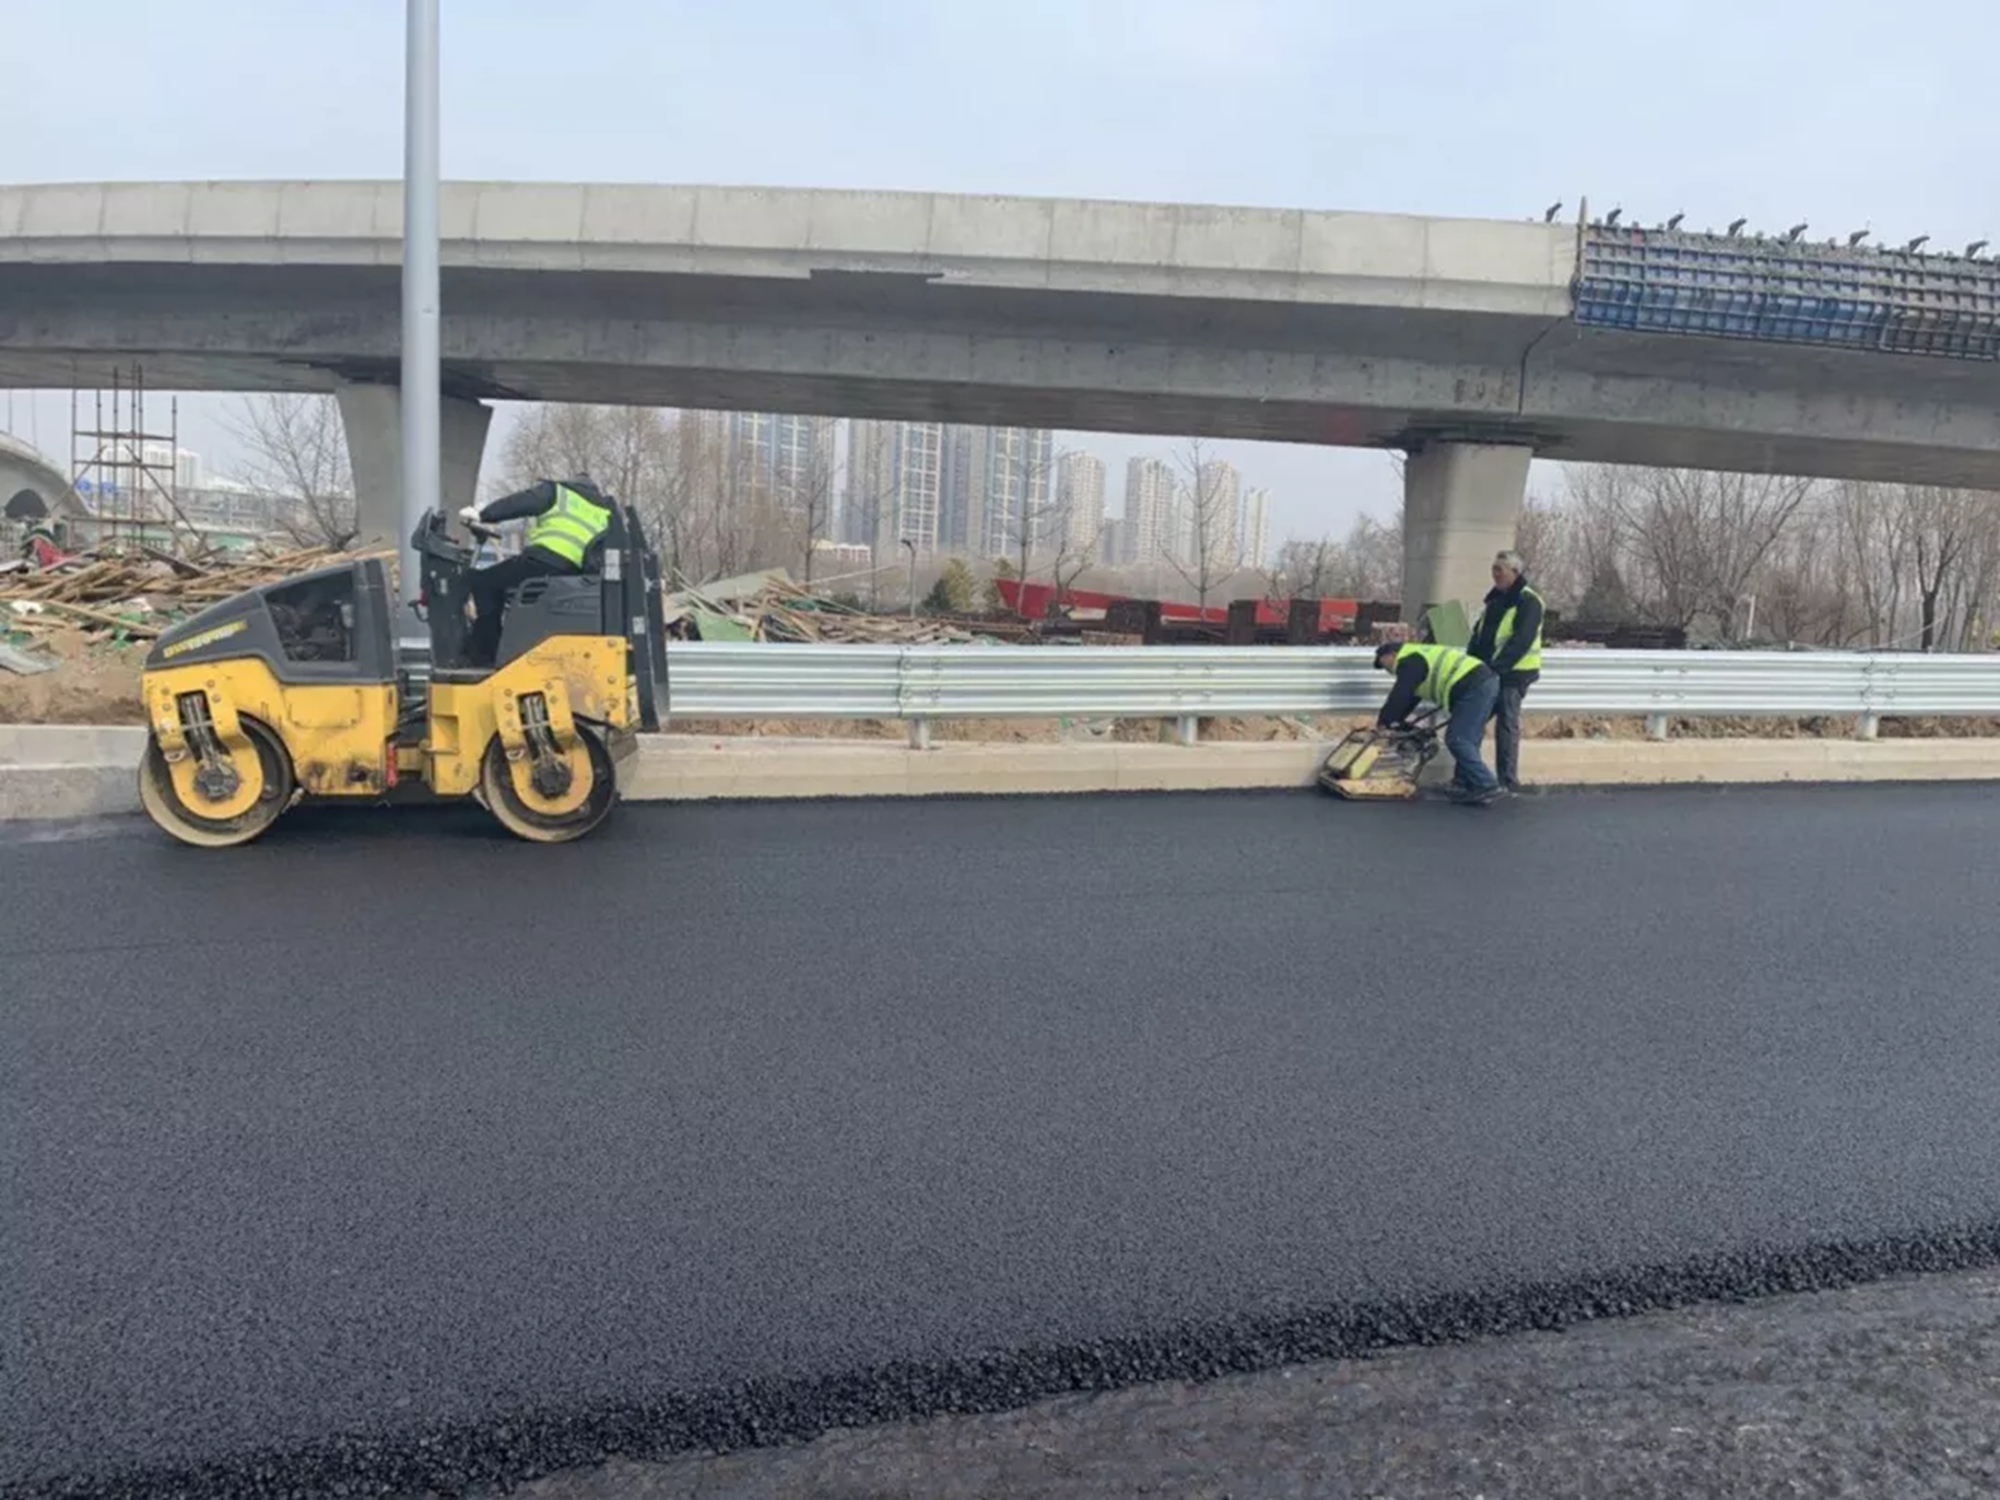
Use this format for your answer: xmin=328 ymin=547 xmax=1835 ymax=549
xmin=665 ymin=644 xmax=2000 ymax=739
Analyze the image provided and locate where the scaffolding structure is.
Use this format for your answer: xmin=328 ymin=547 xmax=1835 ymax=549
xmin=68 ymin=365 xmax=203 ymax=553
xmin=1574 ymin=225 xmax=2000 ymax=360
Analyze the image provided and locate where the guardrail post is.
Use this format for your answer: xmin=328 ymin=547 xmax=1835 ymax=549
xmin=1645 ymin=713 xmax=1671 ymax=741
xmin=894 ymin=644 xmax=941 ymax=749
xmin=1161 ymin=714 xmax=1200 ymax=746
xmin=1855 ymin=712 xmax=1880 ymax=741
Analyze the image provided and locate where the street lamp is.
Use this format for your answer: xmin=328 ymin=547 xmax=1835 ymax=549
xmin=400 ymin=0 xmax=441 ymax=645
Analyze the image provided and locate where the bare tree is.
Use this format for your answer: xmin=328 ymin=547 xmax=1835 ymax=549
xmin=1266 ymin=536 xmax=1338 ymax=600
xmin=1263 ymin=509 xmax=1404 ymax=606
xmin=1496 ymin=465 xmax=2000 ymax=652
xmin=228 ymin=394 xmax=356 ymax=548
xmin=1163 ymin=438 xmax=1242 ymax=614
xmin=500 ymin=404 xmax=684 ymax=505
xmin=1830 ymin=480 xmax=1907 ymax=648
xmin=783 ymin=444 xmax=841 ymax=585
xmin=1334 ymin=509 xmax=1403 ymax=599
xmin=667 ymin=412 xmax=742 ymax=582
xmin=704 ymin=441 xmax=792 ymax=581
xmin=500 ymin=403 xmax=667 ymax=497
xmin=1040 ymin=451 xmax=1106 ymax=610
xmin=1048 ymin=526 xmax=1097 ymax=610
xmin=1888 ymin=484 xmax=1985 ymax=651
xmin=639 ymin=411 xmax=804 ymax=584
xmin=1510 ymin=492 xmax=1581 ymax=603
xmin=1754 ymin=490 xmax=1857 ymax=645
xmin=836 ymin=459 xmax=910 ymax=609
xmin=1572 ymin=464 xmax=1813 ymax=638
xmin=984 ymin=437 xmax=1065 ymax=616
xmin=1954 ymin=499 xmax=2000 ymax=651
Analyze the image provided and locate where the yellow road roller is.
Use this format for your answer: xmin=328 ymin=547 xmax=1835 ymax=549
xmin=136 ymin=503 xmax=668 ymax=847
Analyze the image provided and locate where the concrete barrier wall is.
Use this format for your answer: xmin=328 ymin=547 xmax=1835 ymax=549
xmin=3 ymin=726 xmax=1995 ymax=823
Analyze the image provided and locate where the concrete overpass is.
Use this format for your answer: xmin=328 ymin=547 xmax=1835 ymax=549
xmin=0 ymin=433 xmax=72 ymax=529
xmin=2 ymin=180 xmax=1997 ymax=612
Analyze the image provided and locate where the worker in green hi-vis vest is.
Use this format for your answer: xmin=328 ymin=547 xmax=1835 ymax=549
xmin=1372 ymin=640 xmax=1502 ymax=805
xmin=1466 ymin=549 xmax=1545 ymax=794
xmin=458 ymin=472 xmax=616 ymax=666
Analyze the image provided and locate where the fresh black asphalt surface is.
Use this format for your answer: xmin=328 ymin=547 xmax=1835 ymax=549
xmin=6 ymin=783 xmax=2000 ymax=1496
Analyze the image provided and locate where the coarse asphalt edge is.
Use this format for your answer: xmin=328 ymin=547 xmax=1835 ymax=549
xmin=31 ymin=1221 xmax=2000 ymax=1500
xmin=3 ymin=724 xmax=1997 ymax=822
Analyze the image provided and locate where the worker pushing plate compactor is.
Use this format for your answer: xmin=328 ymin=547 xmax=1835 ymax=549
xmin=1318 ymin=598 xmax=1482 ymax=801
xmin=1315 ymin=707 xmax=1447 ymax=800
xmin=134 ymin=503 xmax=670 ymax=848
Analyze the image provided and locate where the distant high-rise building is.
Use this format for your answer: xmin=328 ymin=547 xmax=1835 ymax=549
xmin=1099 ymin=517 xmax=1128 ymax=568
xmin=938 ymin=427 xmax=978 ymax=553
xmin=937 ymin=426 xmax=1054 ymax=558
xmin=1185 ymin=459 xmax=1242 ymax=574
xmin=845 ymin=420 xmax=943 ymax=555
xmin=1055 ymin=451 xmax=1107 ymax=557
xmin=1240 ymin=486 xmax=1272 ymax=571
xmin=681 ymin=410 xmax=731 ymax=450
xmin=1123 ymin=456 xmax=1179 ymax=566
xmin=763 ymin=413 xmax=839 ymax=511
xmin=687 ymin=411 xmax=837 ymax=515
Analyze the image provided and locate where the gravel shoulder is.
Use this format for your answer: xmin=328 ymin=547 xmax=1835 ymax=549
xmin=509 ymin=1267 xmax=2000 ymax=1500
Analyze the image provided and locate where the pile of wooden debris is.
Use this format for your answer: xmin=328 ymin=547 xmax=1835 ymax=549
xmin=1 ymin=544 xmax=360 ymax=647
xmin=663 ymin=568 xmax=1024 ymax=645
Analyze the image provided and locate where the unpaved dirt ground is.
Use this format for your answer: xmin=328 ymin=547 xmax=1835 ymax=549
xmin=7 ymin=635 xmax=1996 ymax=741
xmin=0 ymin=629 xmax=150 ymax=725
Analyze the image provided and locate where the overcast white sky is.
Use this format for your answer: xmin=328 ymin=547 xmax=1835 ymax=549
xmin=6 ymin=0 xmax=1996 ymax=542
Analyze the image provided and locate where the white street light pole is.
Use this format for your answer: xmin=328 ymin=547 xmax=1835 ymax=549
xmin=400 ymin=0 xmax=441 ymax=642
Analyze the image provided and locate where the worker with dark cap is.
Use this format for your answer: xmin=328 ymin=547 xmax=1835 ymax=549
xmin=1373 ymin=639 xmax=1502 ymax=805
xmin=1465 ymin=548 xmax=1544 ymax=793
xmin=457 ymin=472 xmax=613 ymax=665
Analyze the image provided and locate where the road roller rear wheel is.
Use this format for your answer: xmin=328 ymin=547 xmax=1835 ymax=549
xmin=138 ymin=716 xmax=294 ymax=848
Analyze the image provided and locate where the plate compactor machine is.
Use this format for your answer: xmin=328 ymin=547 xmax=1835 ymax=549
xmin=136 ymin=504 xmax=669 ymax=848
xmin=1315 ymin=708 xmax=1446 ymax=800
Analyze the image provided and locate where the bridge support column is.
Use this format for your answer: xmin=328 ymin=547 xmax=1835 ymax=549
xmin=334 ymin=382 xmax=492 ymax=602
xmin=1401 ymin=442 xmax=1532 ymax=629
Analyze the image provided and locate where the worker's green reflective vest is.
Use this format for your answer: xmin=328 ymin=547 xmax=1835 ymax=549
xmin=525 ymin=483 xmax=612 ymax=568
xmin=1474 ymin=585 xmax=1545 ymax=672
xmin=1397 ymin=642 xmax=1486 ymax=710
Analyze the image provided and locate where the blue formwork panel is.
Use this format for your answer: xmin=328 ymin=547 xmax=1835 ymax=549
xmin=1573 ymin=228 xmax=2000 ymax=360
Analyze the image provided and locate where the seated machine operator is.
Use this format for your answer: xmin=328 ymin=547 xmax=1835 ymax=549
xmin=457 ymin=473 xmax=613 ymax=666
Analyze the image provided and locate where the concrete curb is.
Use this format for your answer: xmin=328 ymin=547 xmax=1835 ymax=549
xmin=0 ymin=726 xmax=147 ymax=822
xmin=3 ymin=725 xmax=1997 ymax=821
xmin=626 ymin=735 xmax=2000 ymax=800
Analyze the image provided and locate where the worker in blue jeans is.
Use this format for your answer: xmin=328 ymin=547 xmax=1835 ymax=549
xmin=1372 ymin=640 xmax=1502 ymax=805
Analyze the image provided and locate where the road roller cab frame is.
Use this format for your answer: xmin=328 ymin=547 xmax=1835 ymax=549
xmin=137 ymin=503 xmax=670 ymax=846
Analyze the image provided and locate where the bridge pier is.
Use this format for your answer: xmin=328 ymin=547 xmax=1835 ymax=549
xmin=1401 ymin=441 xmax=1532 ymax=629
xmin=334 ymin=382 xmax=492 ymax=600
